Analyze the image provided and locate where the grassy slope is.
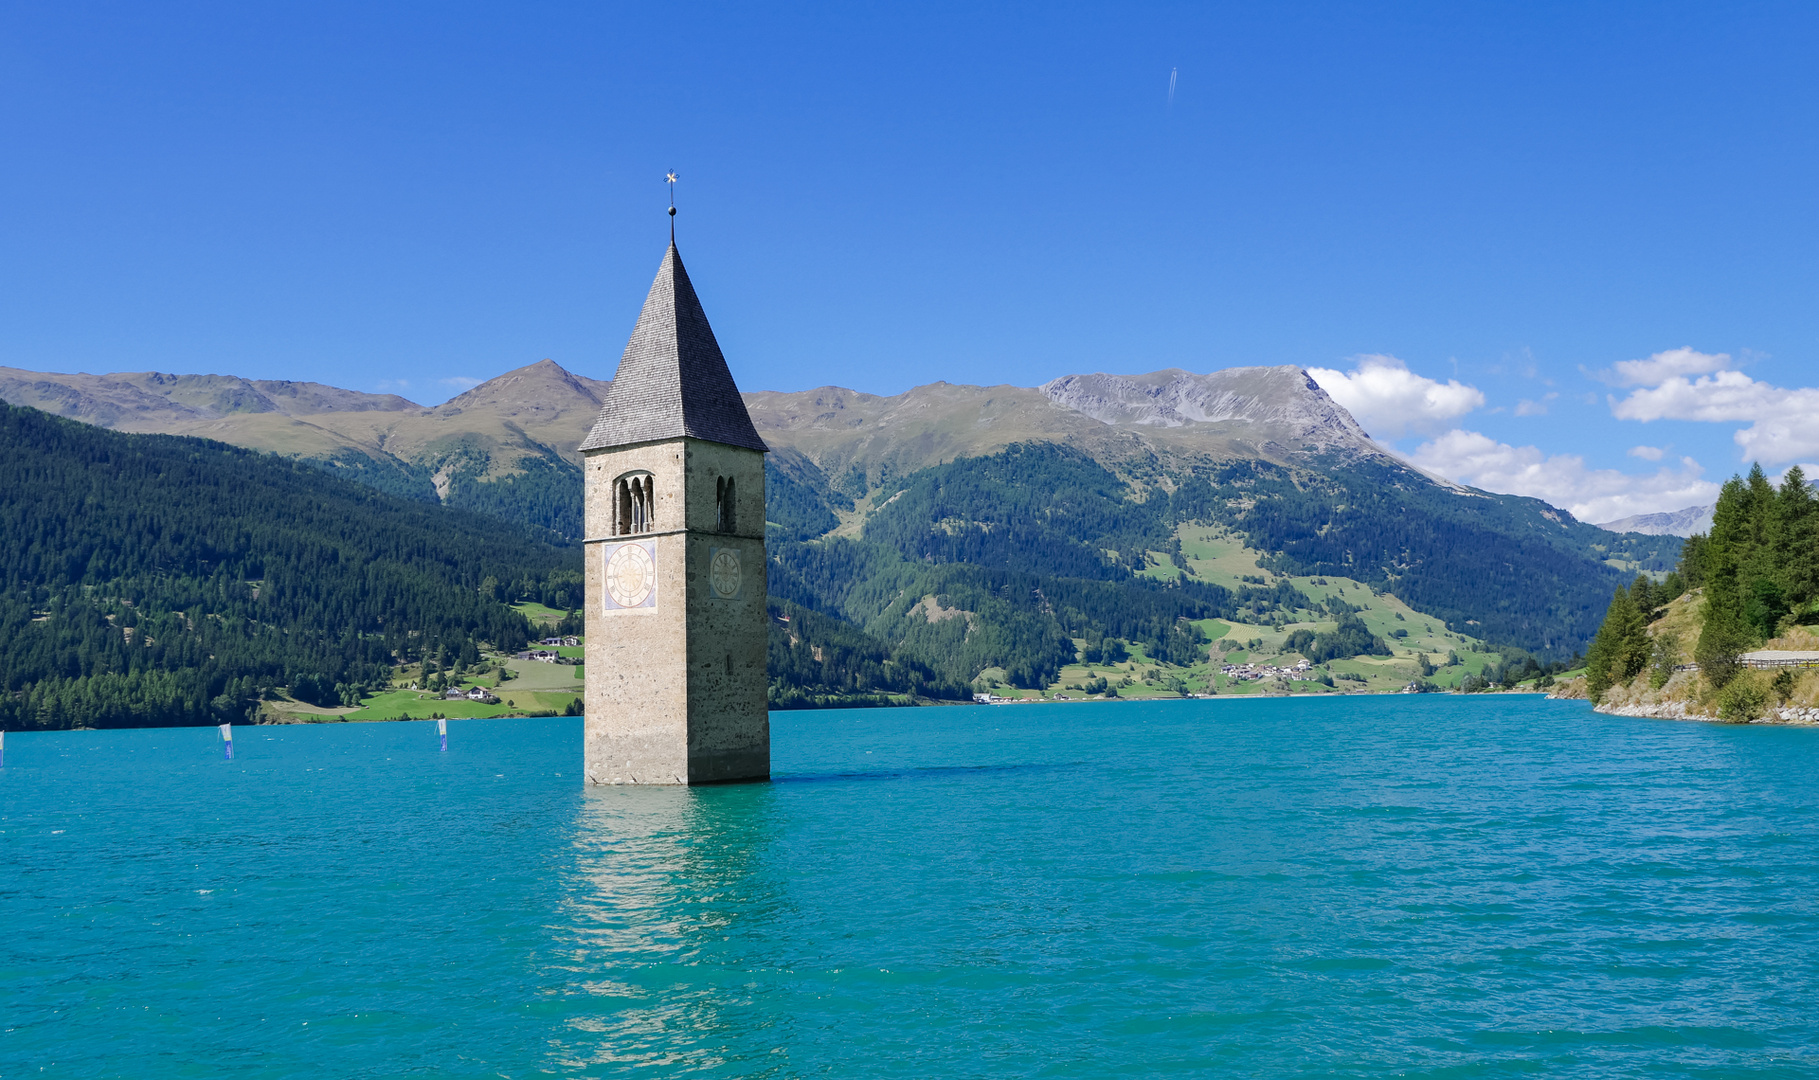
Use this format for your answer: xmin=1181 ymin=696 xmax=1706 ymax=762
xmin=341 ymin=686 xmax=581 ymax=721
xmin=511 ymin=601 xmax=571 ymax=624
xmin=1175 ymin=525 xmax=1502 ymax=693
xmin=971 ymin=524 xmax=1507 ymax=701
xmin=261 ymin=649 xmax=585 ymax=723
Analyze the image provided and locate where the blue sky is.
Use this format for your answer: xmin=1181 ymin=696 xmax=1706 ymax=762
xmin=2 ymin=2 xmax=1816 ymax=521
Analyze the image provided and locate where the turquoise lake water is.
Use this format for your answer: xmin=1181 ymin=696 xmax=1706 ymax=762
xmin=4 ymin=696 xmax=1818 ymax=1078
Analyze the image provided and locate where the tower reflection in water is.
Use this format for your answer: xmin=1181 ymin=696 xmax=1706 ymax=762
xmin=545 ymin=782 xmax=793 ymax=1073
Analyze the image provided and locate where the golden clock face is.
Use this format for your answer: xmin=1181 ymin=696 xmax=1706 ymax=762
xmin=710 ymin=548 xmax=742 ymax=598
xmin=604 ymin=542 xmax=656 ymax=609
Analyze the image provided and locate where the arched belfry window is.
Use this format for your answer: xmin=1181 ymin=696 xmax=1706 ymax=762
xmin=716 ymin=476 xmax=736 ymax=533
xmin=614 ymin=472 xmax=654 ymax=535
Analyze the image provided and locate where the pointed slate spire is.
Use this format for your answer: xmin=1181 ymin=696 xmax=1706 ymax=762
xmin=579 ymin=243 xmax=768 ymax=454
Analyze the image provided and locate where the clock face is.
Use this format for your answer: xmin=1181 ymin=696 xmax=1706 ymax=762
xmin=604 ymin=542 xmax=656 ymax=610
xmin=710 ymin=548 xmax=742 ymax=598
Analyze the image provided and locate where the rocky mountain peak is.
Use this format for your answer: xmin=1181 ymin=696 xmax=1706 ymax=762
xmin=1039 ymin=365 xmax=1382 ymax=456
xmin=1594 ymin=503 xmax=1716 ymax=537
xmin=432 ymin=359 xmax=610 ymax=423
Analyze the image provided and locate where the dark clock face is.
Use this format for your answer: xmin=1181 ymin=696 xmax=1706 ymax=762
xmin=710 ymin=548 xmax=742 ymax=598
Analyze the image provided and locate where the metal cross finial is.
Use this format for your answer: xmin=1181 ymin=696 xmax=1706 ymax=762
xmin=665 ymin=170 xmax=678 ymax=240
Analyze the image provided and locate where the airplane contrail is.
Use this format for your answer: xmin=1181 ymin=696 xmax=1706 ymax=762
xmin=1168 ymin=66 xmax=1177 ymax=107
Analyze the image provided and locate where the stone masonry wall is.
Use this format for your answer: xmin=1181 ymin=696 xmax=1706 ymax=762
xmin=581 ymin=437 xmax=769 ymax=784
xmin=681 ymin=439 xmax=769 ymax=783
xmin=583 ymin=439 xmax=690 ymax=784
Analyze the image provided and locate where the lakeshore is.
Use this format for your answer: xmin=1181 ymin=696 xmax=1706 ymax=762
xmin=1591 ymin=700 xmax=1819 ymax=725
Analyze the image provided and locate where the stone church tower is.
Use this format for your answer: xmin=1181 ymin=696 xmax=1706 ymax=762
xmin=578 ymin=240 xmax=769 ymax=785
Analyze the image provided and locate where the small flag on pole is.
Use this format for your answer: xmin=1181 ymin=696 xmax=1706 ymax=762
xmin=219 ymin=723 xmax=233 ymax=761
xmin=437 ymin=717 xmax=447 ymax=752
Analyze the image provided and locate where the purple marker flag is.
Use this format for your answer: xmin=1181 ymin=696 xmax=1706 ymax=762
xmin=438 ymin=717 xmax=447 ymax=752
xmin=219 ymin=722 xmax=233 ymax=761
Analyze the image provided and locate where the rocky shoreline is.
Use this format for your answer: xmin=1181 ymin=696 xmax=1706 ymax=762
xmin=1585 ymin=700 xmax=1819 ymax=725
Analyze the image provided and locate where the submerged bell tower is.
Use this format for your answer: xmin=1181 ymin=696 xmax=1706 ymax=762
xmin=578 ymin=227 xmax=770 ymax=785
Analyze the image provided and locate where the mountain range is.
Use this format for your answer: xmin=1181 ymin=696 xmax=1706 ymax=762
xmin=0 ymin=359 xmax=1398 ymax=490
xmin=1 ymin=359 xmax=1683 ymax=662
xmin=1594 ymin=504 xmax=1716 ymax=538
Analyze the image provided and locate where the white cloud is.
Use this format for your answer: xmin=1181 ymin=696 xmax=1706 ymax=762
xmin=439 ymin=376 xmax=484 ymax=390
xmin=1409 ymin=429 xmax=1720 ymax=524
xmin=1614 ymin=369 xmax=1774 ymax=422
xmin=1307 ymin=354 xmax=1485 ymax=438
xmin=1514 ymin=392 xmax=1558 ymax=417
xmin=1609 ymin=369 xmax=1819 ymax=465
xmin=1737 ymin=417 xmax=1819 ymax=465
xmin=1627 ymin=445 xmax=1665 ymax=461
xmin=1606 ymin=346 xmax=1731 ymax=387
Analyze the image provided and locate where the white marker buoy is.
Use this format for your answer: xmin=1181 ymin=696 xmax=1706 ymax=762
xmin=1 ymin=729 xmax=5 ymax=768
xmin=437 ymin=717 xmax=447 ymax=752
xmin=219 ymin=722 xmax=233 ymax=761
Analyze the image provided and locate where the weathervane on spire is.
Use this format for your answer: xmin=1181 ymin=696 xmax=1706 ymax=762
xmin=666 ymin=170 xmax=678 ymax=240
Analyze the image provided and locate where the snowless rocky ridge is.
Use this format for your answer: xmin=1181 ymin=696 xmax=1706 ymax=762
xmin=1039 ymin=366 xmax=1383 ymax=458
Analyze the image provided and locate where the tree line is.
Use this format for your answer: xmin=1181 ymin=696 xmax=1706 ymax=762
xmin=0 ymin=405 xmax=580 ymax=730
xmin=1584 ymin=463 xmax=1815 ymax=709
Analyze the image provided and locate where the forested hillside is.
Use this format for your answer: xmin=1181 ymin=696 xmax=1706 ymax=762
xmin=1683 ymin=464 xmax=1819 ymax=662
xmin=767 ymin=598 xmax=970 ymax=708
xmin=770 ymin=536 xmax=1241 ymax=689
xmin=0 ymin=404 xmax=1002 ymax=727
xmin=0 ymin=359 xmax=609 ymax=541
xmin=0 ymin=374 xmax=1698 ymax=726
xmin=1581 ymin=464 xmax=1817 ymax=719
xmin=766 ymin=442 xmax=1675 ymax=667
xmin=0 ymin=405 xmax=582 ymax=729
xmin=1231 ymin=457 xmax=1679 ymax=652
xmin=4 ymin=359 xmax=1683 ymax=674
xmin=308 ymin=446 xmax=587 ymax=539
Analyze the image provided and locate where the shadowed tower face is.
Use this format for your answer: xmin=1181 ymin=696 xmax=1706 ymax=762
xmin=578 ymin=241 xmax=770 ymax=785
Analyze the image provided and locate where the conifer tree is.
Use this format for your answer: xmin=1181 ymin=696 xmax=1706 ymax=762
xmin=1585 ymin=586 xmax=1634 ymax=704
xmin=1695 ymin=602 xmax=1752 ymax=690
xmin=1680 ymin=534 xmax=1710 ymax=588
xmin=1649 ymin=631 xmax=1680 ymax=690
xmin=1615 ymin=579 xmax=1652 ymax=681
xmin=1779 ymin=466 xmax=1817 ymax=608
xmin=1629 ymin=574 xmax=1656 ymax=620
xmin=1694 ymin=475 xmax=1760 ymax=688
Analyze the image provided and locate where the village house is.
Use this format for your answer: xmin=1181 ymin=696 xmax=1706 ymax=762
xmin=1220 ymin=658 xmax=1315 ymax=682
xmin=444 ymin=686 xmax=500 ymax=704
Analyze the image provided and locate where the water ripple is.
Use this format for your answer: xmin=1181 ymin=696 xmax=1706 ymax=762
xmin=4 ymin=698 xmax=1818 ymax=1077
